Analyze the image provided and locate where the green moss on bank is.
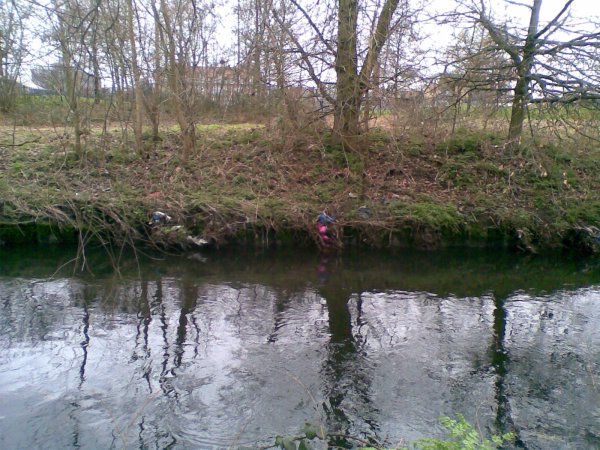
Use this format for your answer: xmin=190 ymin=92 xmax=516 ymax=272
xmin=0 ymin=125 xmax=598 ymax=253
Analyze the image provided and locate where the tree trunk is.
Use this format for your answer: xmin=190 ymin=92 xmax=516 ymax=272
xmin=126 ymin=0 xmax=145 ymax=156
xmin=333 ymin=0 xmax=359 ymax=148
xmin=507 ymin=0 xmax=542 ymax=144
xmin=150 ymin=17 xmax=161 ymax=141
xmin=333 ymin=0 xmax=400 ymax=148
xmin=508 ymin=72 xmax=528 ymax=143
xmin=157 ymin=0 xmax=195 ymax=161
xmin=89 ymin=8 xmax=101 ymax=105
xmin=59 ymin=34 xmax=82 ymax=157
xmin=252 ymin=0 xmax=263 ymax=99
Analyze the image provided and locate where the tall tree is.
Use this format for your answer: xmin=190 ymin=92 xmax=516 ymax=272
xmin=334 ymin=0 xmax=359 ymax=143
xmin=155 ymin=0 xmax=196 ymax=161
xmin=154 ymin=0 xmax=217 ymax=161
xmin=38 ymin=0 xmax=104 ymax=156
xmin=455 ymin=0 xmax=600 ymax=144
xmin=274 ymin=0 xmax=413 ymax=149
xmin=335 ymin=0 xmax=404 ymax=147
xmin=0 ymin=0 xmax=29 ymax=111
xmin=146 ymin=14 xmax=163 ymax=142
xmin=125 ymin=0 xmax=145 ymax=155
xmin=49 ymin=0 xmax=86 ymax=156
xmin=439 ymin=28 xmax=513 ymax=131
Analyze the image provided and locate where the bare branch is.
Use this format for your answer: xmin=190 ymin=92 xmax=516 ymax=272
xmin=287 ymin=0 xmax=336 ymax=55
xmin=534 ymin=0 xmax=574 ymax=39
xmin=271 ymin=7 xmax=335 ymax=105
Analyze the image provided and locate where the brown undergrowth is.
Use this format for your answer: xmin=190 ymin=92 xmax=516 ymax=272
xmin=0 ymin=122 xmax=599 ymax=253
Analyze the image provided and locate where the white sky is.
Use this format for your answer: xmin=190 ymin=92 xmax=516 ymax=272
xmin=428 ymin=0 xmax=597 ymax=20
xmin=21 ymin=0 xmax=599 ymax=87
xmin=419 ymin=0 xmax=598 ymax=67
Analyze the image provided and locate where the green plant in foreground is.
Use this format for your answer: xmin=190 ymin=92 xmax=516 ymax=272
xmin=266 ymin=423 xmax=326 ymax=450
xmin=411 ymin=414 xmax=515 ymax=450
xmin=268 ymin=415 xmax=515 ymax=450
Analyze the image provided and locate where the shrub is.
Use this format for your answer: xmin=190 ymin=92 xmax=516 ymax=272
xmin=412 ymin=414 xmax=515 ymax=450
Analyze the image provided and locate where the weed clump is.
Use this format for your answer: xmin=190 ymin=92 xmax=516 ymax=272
xmin=389 ymin=201 xmax=463 ymax=232
xmin=437 ymin=128 xmax=504 ymax=155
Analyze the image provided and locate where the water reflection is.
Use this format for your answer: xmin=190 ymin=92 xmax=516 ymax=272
xmin=317 ymin=255 xmax=379 ymax=447
xmin=0 ymin=247 xmax=598 ymax=449
xmin=490 ymin=292 xmax=516 ymax=443
xmin=503 ymin=290 xmax=600 ymax=449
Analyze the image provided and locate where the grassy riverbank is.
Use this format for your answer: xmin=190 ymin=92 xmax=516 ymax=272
xmin=1 ymin=122 xmax=599 ymax=253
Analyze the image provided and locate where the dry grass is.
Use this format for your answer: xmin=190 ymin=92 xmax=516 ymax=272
xmin=1 ymin=114 xmax=599 ymax=252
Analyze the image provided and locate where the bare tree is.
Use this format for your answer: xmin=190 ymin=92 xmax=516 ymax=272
xmin=34 ymin=0 xmax=106 ymax=156
xmin=0 ymin=0 xmax=29 ymax=112
xmin=273 ymin=0 xmax=418 ymax=149
xmin=98 ymin=0 xmax=144 ymax=143
xmin=49 ymin=0 xmax=88 ymax=155
xmin=153 ymin=0 xmax=218 ymax=161
xmin=126 ymin=0 xmax=145 ymax=155
xmin=143 ymin=12 xmax=164 ymax=142
xmin=242 ymin=0 xmax=316 ymax=130
xmin=453 ymin=0 xmax=600 ymax=144
xmin=335 ymin=0 xmax=404 ymax=147
xmin=437 ymin=28 xmax=513 ymax=132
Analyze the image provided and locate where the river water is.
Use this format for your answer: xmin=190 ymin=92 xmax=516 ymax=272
xmin=0 ymin=246 xmax=599 ymax=449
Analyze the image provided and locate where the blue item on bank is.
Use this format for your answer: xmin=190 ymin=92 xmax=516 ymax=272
xmin=317 ymin=212 xmax=335 ymax=224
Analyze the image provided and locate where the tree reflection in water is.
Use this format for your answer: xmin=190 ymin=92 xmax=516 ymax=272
xmin=317 ymin=255 xmax=381 ymax=448
xmin=0 ymin=247 xmax=598 ymax=449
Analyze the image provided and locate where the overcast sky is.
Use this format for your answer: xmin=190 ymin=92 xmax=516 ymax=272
xmin=22 ymin=0 xmax=599 ymax=87
xmin=428 ymin=0 xmax=597 ymax=23
xmin=419 ymin=0 xmax=598 ymax=62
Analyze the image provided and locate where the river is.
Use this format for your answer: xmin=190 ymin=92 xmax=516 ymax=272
xmin=0 ymin=245 xmax=599 ymax=449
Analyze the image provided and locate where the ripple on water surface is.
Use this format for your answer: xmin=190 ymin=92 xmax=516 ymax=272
xmin=0 ymin=250 xmax=599 ymax=449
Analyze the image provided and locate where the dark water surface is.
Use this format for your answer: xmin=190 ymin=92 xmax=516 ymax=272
xmin=0 ymin=246 xmax=599 ymax=449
